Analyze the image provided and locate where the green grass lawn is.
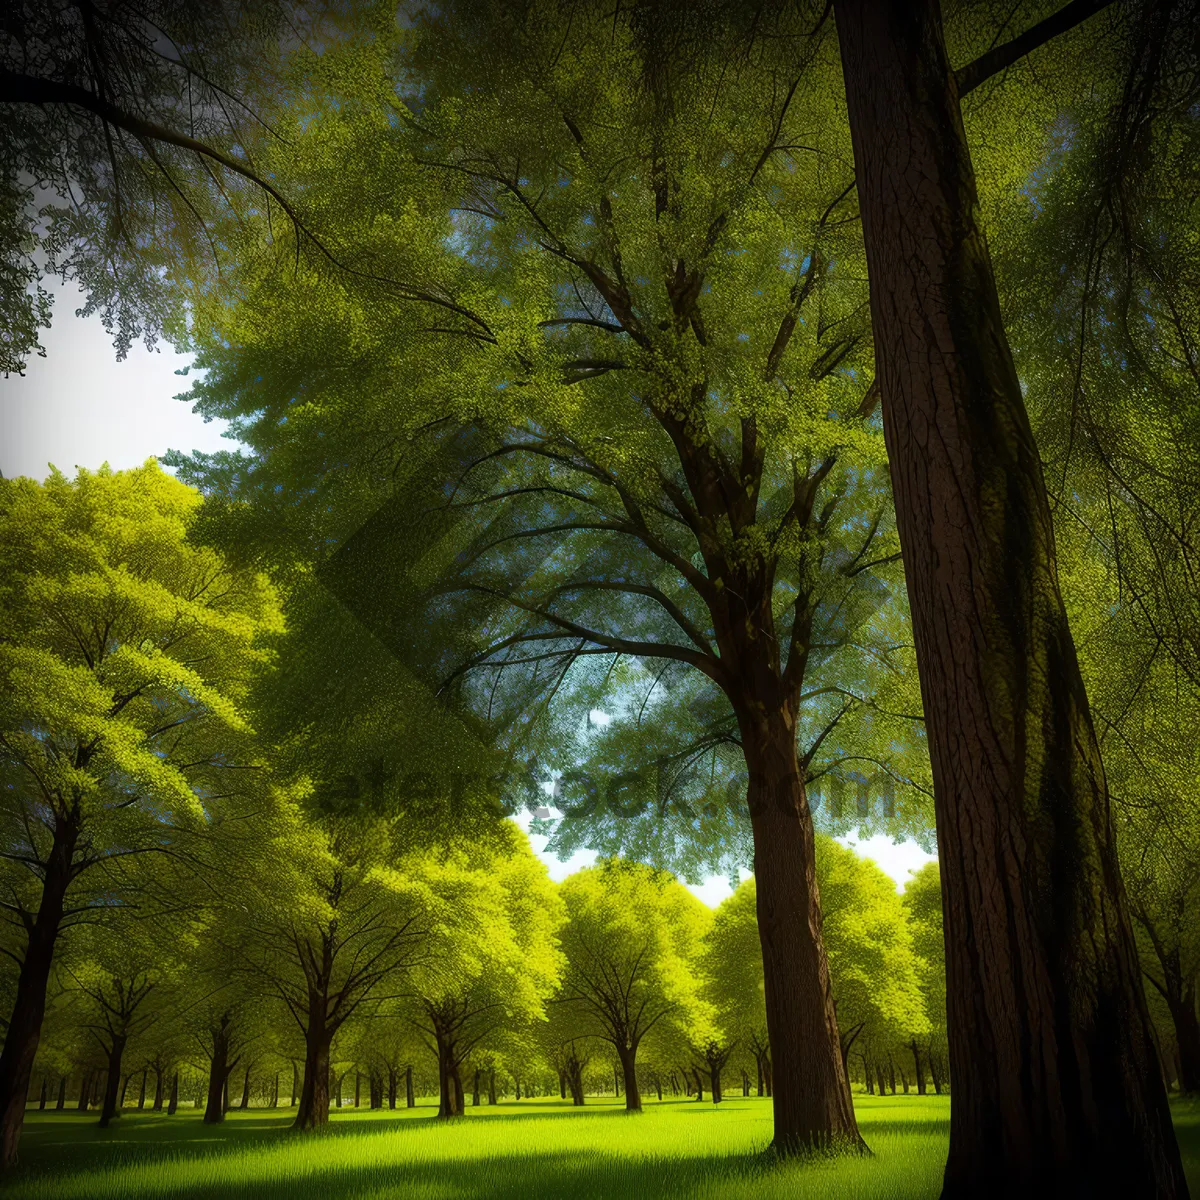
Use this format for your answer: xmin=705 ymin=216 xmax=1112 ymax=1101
xmin=6 ymin=1094 xmax=1200 ymax=1200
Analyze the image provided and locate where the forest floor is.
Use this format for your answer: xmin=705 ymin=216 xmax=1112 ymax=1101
xmin=6 ymin=1093 xmax=1200 ymax=1199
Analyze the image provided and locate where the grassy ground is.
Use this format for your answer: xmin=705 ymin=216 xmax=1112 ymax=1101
xmin=6 ymin=1094 xmax=1200 ymax=1200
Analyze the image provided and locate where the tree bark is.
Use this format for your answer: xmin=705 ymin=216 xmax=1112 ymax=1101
xmin=474 ymin=1069 xmax=482 ymax=1107
xmin=295 ymin=1026 xmax=332 ymax=1130
xmin=436 ymin=1035 xmax=463 ymax=1119
xmin=99 ymin=1037 xmax=128 ymax=1128
xmin=152 ymin=1065 xmax=164 ymax=1111
xmin=741 ymin=710 xmax=862 ymax=1151
xmin=291 ymin=1062 xmax=299 ymax=1107
xmin=617 ymin=1044 xmax=641 ymax=1112
xmin=910 ymin=1039 xmax=927 ymax=1096
xmin=835 ymin=4 xmax=1187 ymax=1194
xmin=204 ymin=1024 xmax=231 ymax=1125
xmin=406 ymin=1065 xmax=415 ymax=1108
xmin=167 ymin=1072 xmax=178 ymax=1115
xmin=55 ymin=1076 xmax=65 ymax=1111
xmin=138 ymin=1068 xmax=147 ymax=1110
xmin=0 ymin=813 xmax=77 ymax=1171
xmin=1166 ymin=981 xmax=1200 ymax=1094
xmin=239 ymin=1065 xmax=251 ymax=1110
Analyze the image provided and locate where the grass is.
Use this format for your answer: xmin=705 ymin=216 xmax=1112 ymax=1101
xmin=5 ymin=1093 xmax=1200 ymax=1200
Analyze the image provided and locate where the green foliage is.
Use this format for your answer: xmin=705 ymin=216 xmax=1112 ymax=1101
xmin=0 ymin=461 xmax=281 ymax=945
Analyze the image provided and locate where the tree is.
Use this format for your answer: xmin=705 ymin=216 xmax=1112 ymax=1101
xmin=834 ymin=0 xmax=1190 ymax=1193
xmin=902 ymin=863 xmax=948 ymax=1095
xmin=210 ymin=799 xmax=428 ymax=1131
xmin=701 ymin=881 xmax=772 ymax=1099
xmin=555 ymin=860 xmax=708 ymax=1113
xmin=0 ymin=461 xmax=280 ymax=1170
xmin=0 ymin=0 xmax=334 ymax=375
xmin=170 ymin=0 xmax=936 ymax=1152
xmin=401 ymin=824 xmax=563 ymax=1120
xmin=814 ymin=836 xmax=926 ymax=1087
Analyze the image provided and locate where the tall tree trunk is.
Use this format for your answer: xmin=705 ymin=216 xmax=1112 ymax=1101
xmin=692 ymin=1068 xmax=703 ymax=1102
xmin=77 ymin=1069 xmax=91 ymax=1112
xmin=295 ymin=1024 xmax=332 ymax=1130
xmin=740 ymin=711 xmax=861 ymax=1152
xmin=911 ymin=1039 xmax=927 ymax=1096
xmin=742 ymin=1069 xmax=750 ymax=1098
xmin=167 ymin=1072 xmax=178 ymax=1115
xmin=37 ymin=1077 xmax=46 ymax=1110
xmin=558 ymin=1070 xmax=566 ymax=1101
xmin=1166 ymin=980 xmax=1200 ymax=1094
xmin=290 ymin=1062 xmax=299 ymax=1107
xmin=617 ymin=1044 xmax=641 ymax=1112
xmin=387 ymin=1066 xmax=397 ymax=1110
xmin=835 ymin=2 xmax=1188 ymax=1196
xmin=0 ymin=814 xmax=77 ymax=1171
xmin=99 ymin=1037 xmax=128 ymax=1128
xmin=152 ymin=1066 xmax=164 ymax=1111
xmin=271 ymin=1072 xmax=279 ymax=1109
xmin=204 ymin=1026 xmax=230 ymax=1125
xmin=406 ymin=1065 xmax=415 ymax=1109
xmin=138 ymin=1068 xmax=147 ymax=1110
xmin=55 ymin=1076 xmax=65 ymax=1111
xmin=474 ymin=1069 xmax=482 ymax=1107
xmin=240 ymin=1065 xmax=251 ymax=1110
xmin=436 ymin=1035 xmax=462 ymax=1119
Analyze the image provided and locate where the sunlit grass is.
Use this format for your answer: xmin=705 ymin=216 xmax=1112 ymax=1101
xmin=8 ymin=1094 xmax=1200 ymax=1199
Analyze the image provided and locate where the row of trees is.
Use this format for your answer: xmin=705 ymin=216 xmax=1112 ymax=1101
xmin=3 ymin=0 xmax=1200 ymax=1195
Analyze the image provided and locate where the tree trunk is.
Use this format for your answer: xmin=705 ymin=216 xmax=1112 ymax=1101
xmin=756 ymin=1058 xmax=763 ymax=1097
xmin=741 ymin=711 xmax=861 ymax=1152
xmin=55 ymin=1076 xmax=65 ymax=1111
xmin=294 ymin=1019 xmax=332 ymax=1130
xmin=1166 ymin=982 xmax=1200 ymax=1094
xmin=911 ymin=1040 xmax=927 ymax=1096
xmin=558 ymin=1070 xmax=566 ymax=1100
xmin=655 ymin=1075 xmax=663 ymax=1101
xmin=99 ymin=1038 xmax=128 ymax=1128
xmin=167 ymin=1073 xmax=178 ymax=1116
xmin=0 ymin=815 xmax=77 ymax=1171
xmin=271 ymin=1071 xmax=279 ymax=1109
xmin=436 ymin=1036 xmax=462 ymax=1119
xmin=152 ymin=1066 xmax=164 ymax=1111
xmin=617 ymin=1044 xmax=641 ymax=1112
xmin=406 ymin=1065 xmax=415 ymax=1109
xmin=474 ymin=1069 xmax=482 ymax=1107
xmin=742 ymin=1069 xmax=750 ymax=1098
xmin=205 ymin=1026 xmax=230 ymax=1125
xmin=692 ymin=1068 xmax=703 ymax=1102
xmin=930 ymin=1054 xmax=943 ymax=1097
xmin=138 ymin=1068 xmax=147 ymax=1110
xmin=388 ymin=1067 xmax=397 ymax=1110
xmin=240 ymin=1065 xmax=251 ymax=1110
xmin=452 ymin=1064 xmax=464 ymax=1114
xmin=835 ymin=2 xmax=1189 ymax=1196
xmin=291 ymin=1062 xmax=299 ymax=1107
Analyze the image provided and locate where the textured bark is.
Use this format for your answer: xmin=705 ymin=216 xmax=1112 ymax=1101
xmin=617 ymin=1044 xmax=641 ymax=1112
xmin=741 ymin=710 xmax=862 ymax=1151
xmin=294 ymin=1028 xmax=331 ymax=1130
xmin=1166 ymin=983 xmax=1200 ymax=1094
xmin=436 ymin=1035 xmax=463 ymax=1119
xmin=0 ymin=814 xmax=77 ymax=1171
xmin=835 ymin=2 xmax=1188 ymax=1195
xmin=98 ymin=1038 xmax=127 ymax=1128
xmin=910 ymin=1039 xmax=927 ymax=1095
xmin=204 ymin=1023 xmax=232 ymax=1125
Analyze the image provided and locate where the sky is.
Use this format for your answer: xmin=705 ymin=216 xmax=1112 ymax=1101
xmin=0 ymin=281 xmax=938 ymax=902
